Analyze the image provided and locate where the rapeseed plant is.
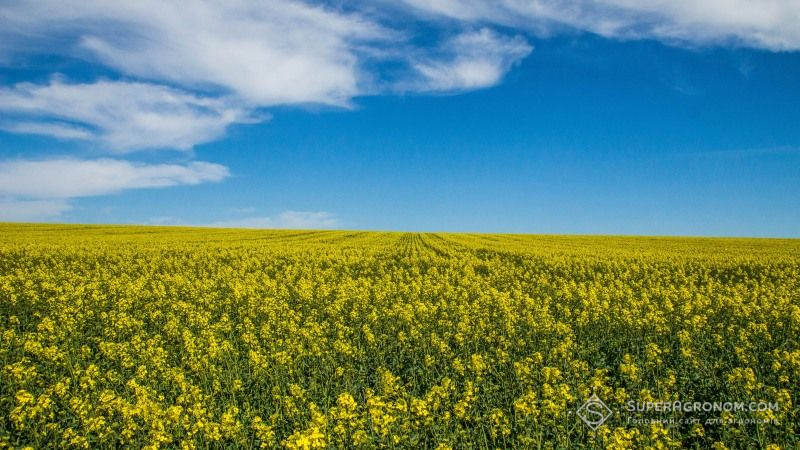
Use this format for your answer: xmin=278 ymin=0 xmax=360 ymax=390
xmin=0 ymin=224 xmax=798 ymax=448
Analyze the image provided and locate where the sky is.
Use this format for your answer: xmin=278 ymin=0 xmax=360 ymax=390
xmin=0 ymin=1 xmax=799 ymax=237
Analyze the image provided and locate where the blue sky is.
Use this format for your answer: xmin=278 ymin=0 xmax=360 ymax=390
xmin=1 ymin=1 xmax=799 ymax=236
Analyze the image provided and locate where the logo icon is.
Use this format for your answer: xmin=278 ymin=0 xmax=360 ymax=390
xmin=576 ymin=393 xmax=612 ymax=430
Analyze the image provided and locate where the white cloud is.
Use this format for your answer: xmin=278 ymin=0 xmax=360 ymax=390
xmin=0 ymin=0 xmax=384 ymax=106
xmin=0 ymin=158 xmax=228 ymax=222
xmin=0 ymin=79 xmax=252 ymax=152
xmin=209 ymin=211 xmax=339 ymax=229
xmin=0 ymin=158 xmax=229 ymax=199
xmin=0 ymin=198 xmax=71 ymax=221
xmin=409 ymin=28 xmax=532 ymax=91
xmin=398 ymin=0 xmax=800 ymax=51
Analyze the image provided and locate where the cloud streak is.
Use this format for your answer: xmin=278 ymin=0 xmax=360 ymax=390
xmin=0 ymin=79 xmax=253 ymax=152
xmin=0 ymin=158 xmax=229 ymax=198
xmin=397 ymin=0 xmax=800 ymax=51
xmin=0 ymin=158 xmax=229 ymax=221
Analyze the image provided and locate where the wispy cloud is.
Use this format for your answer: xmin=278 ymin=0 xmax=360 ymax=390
xmin=209 ymin=211 xmax=339 ymax=229
xmin=0 ymin=0 xmax=385 ymax=107
xmin=0 ymin=158 xmax=229 ymax=198
xmin=397 ymin=0 xmax=800 ymax=51
xmin=408 ymin=28 xmax=532 ymax=92
xmin=0 ymin=158 xmax=229 ymax=221
xmin=0 ymin=78 xmax=254 ymax=152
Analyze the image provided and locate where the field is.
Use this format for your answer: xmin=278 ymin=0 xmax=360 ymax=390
xmin=1 ymin=224 xmax=798 ymax=449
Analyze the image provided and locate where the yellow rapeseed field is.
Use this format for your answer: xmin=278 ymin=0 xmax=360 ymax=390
xmin=1 ymin=224 xmax=798 ymax=449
